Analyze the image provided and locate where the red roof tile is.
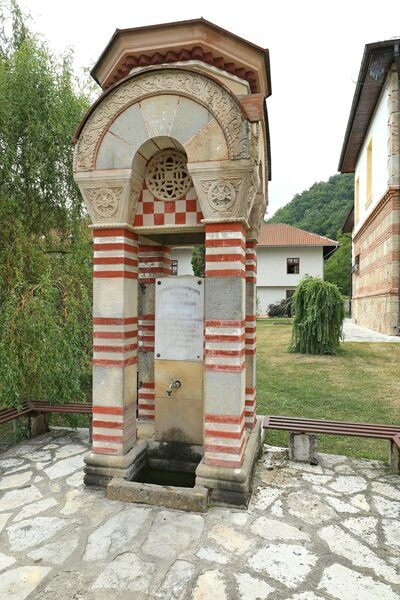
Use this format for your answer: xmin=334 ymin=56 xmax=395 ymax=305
xmin=257 ymin=224 xmax=338 ymax=247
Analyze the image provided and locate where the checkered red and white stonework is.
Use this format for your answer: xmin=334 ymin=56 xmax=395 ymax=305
xmin=133 ymin=183 xmax=203 ymax=228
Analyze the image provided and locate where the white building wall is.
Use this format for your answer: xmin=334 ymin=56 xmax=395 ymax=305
xmin=257 ymin=287 xmax=293 ymax=315
xmin=257 ymin=246 xmax=324 ymax=286
xmin=171 ymin=247 xmax=195 ymax=275
xmin=256 ymin=246 xmax=324 ymax=314
xmin=354 ymin=78 xmax=390 ymax=236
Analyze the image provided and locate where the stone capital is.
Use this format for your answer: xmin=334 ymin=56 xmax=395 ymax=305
xmin=187 ymin=160 xmax=259 ymax=223
xmin=74 ymin=169 xmax=142 ymax=227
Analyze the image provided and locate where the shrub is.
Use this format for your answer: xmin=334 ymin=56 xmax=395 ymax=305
xmin=290 ymin=276 xmax=344 ymax=355
xmin=0 ymin=3 xmax=92 ymax=412
xmin=267 ymin=298 xmax=292 ymax=318
xmin=191 ymin=246 xmax=205 ymax=277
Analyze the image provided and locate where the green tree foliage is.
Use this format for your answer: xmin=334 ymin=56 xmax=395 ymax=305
xmin=290 ymin=277 xmax=344 ymax=355
xmin=0 ymin=1 xmax=92 ymax=408
xmin=191 ymin=245 xmax=205 ymax=277
xmin=268 ymin=174 xmax=354 ymax=240
xmin=268 ymin=174 xmax=353 ymax=293
xmin=324 ymin=233 xmax=352 ymax=296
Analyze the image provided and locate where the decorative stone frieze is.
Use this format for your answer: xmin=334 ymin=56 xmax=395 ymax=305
xmin=74 ymin=169 xmax=142 ymax=227
xmin=247 ymin=192 xmax=267 ymax=241
xmin=188 ymin=160 xmax=259 ymax=223
xmin=74 ymin=69 xmax=251 ymax=173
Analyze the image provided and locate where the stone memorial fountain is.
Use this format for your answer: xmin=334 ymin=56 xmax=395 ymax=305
xmin=73 ymin=18 xmax=271 ymax=507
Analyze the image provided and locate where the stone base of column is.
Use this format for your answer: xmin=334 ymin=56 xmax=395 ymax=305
xmin=195 ymin=418 xmax=262 ymax=506
xmin=83 ymin=441 xmax=147 ymax=487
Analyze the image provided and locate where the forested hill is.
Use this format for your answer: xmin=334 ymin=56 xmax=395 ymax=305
xmin=267 ymin=173 xmax=354 ymax=241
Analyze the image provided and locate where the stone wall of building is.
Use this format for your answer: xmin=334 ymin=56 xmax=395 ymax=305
xmin=352 ymin=187 xmax=400 ymax=335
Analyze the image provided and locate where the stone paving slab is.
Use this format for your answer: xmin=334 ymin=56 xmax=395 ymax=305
xmin=342 ymin=319 xmax=400 ymax=342
xmin=0 ymin=429 xmax=399 ymax=599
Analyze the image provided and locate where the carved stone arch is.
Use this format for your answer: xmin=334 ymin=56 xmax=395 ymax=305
xmin=74 ymin=136 xmax=193 ymax=229
xmin=73 ymin=68 xmax=251 ymax=173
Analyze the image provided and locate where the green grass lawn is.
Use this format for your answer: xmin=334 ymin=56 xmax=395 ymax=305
xmin=256 ymin=319 xmax=400 ymax=461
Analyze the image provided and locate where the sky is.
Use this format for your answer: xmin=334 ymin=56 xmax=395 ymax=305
xmin=18 ymin=0 xmax=400 ymax=217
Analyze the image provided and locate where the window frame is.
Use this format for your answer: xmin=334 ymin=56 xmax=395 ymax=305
xmin=171 ymin=259 xmax=178 ymax=276
xmin=287 ymin=257 xmax=300 ymax=274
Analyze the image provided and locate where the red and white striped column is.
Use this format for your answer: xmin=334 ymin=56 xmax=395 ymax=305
xmin=204 ymin=223 xmax=247 ymax=468
xmin=91 ymin=227 xmax=138 ymax=455
xmin=245 ymin=240 xmax=257 ymax=428
xmin=137 ymin=245 xmax=171 ymax=420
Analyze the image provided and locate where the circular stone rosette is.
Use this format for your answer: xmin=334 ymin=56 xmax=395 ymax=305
xmin=207 ymin=180 xmax=236 ymax=212
xmin=92 ymin=188 xmax=119 ymax=218
xmin=145 ymin=150 xmax=191 ymax=201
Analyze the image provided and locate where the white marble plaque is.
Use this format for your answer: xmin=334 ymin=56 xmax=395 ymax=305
xmin=155 ymin=276 xmax=204 ymax=361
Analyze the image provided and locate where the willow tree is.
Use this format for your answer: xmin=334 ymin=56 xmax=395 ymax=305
xmin=290 ymin=276 xmax=344 ymax=355
xmin=0 ymin=1 xmax=93 ymax=408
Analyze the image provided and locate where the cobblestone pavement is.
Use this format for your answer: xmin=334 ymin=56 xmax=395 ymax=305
xmin=0 ymin=429 xmax=399 ymax=600
xmin=342 ymin=319 xmax=400 ymax=342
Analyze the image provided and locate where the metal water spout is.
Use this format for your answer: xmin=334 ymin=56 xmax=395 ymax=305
xmin=166 ymin=378 xmax=181 ymax=397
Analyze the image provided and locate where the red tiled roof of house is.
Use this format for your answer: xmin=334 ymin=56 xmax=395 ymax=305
xmin=257 ymin=223 xmax=338 ymax=247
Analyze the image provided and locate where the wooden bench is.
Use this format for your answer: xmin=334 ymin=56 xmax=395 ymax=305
xmin=0 ymin=403 xmax=32 ymax=425
xmin=0 ymin=401 xmax=92 ymax=438
xmin=263 ymin=415 xmax=400 ymax=474
xmin=29 ymin=401 xmax=92 ymax=415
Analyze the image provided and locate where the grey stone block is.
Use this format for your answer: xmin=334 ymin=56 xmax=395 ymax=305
xmin=29 ymin=414 xmax=49 ymax=437
xmin=138 ymin=351 xmax=154 ymax=383
xmin=390 ymin=440 xmax=400 ymax=474
xmin=205 ymin=277 xmax=245 ymax=320
xmin=107 ymin=478 xmax=208 ymax=513
xmin=170 ymin=97 xmax=213 ymax=144
xmin=289 ymin=433 xmax=318 ymax=465
xmin=138 ymin=281 xmax=155 ymax=315
xmin=246 ymin=281 xmax=257 ymax=314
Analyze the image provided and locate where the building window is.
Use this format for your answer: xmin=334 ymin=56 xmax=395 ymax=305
xmin=171 ymin=259 xmax=178 ymax=275
xmin=287 ymin=258 xmax=299 ymax=274
xmin=286 ymin=289 xmax=295 ymax=299
xmin=355 ymin=176 xmax=360 ymax=224
xmin=366 ymin=139 xmax=372 ymax=207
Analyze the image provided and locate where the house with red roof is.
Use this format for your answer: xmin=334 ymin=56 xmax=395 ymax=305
xmin=171 ymin=223 xmax=338 ymax=315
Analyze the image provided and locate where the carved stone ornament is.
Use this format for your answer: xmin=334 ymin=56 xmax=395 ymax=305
xmin=145 ymin=149 xmax=191 ymax=200
xmin=74 ymin=69 xmax=251 ymax=172
xmin=74 ymin=169 xmax=142 ymax=227
xmin=188 ymin=160 xmax=259 ymax=223
xmin=86 ymin=187 xmax=121 ymax=219
xmin=202 ymin=179 xmax=241 ymax=212
xmin=248 ymin=192 xmax=267 ymax=241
